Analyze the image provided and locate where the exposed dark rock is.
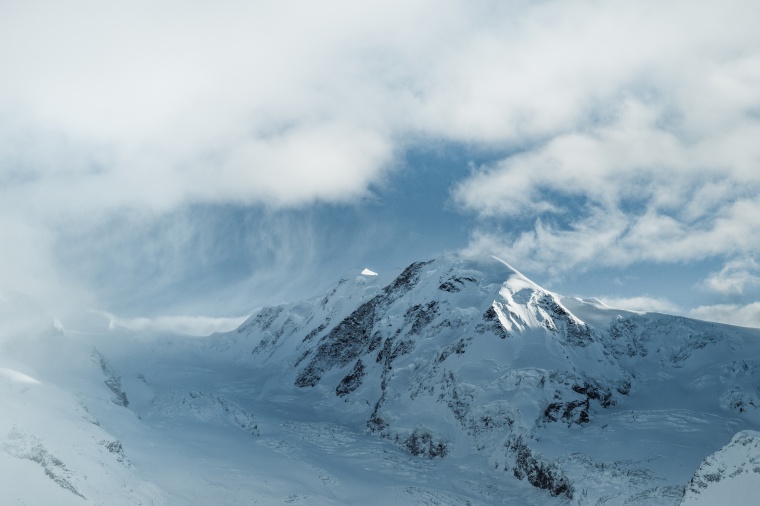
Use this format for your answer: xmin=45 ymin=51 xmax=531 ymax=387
xmin=543 ymin=399 xmax=590 ymax=425
xmin=466 ymin=409 xmax=515 ymax=438
xmin=303 ymin=321 xmax=328 ymax=342
xmin=436 ymin=338 xmax=470 ymax=363
xmin=446 ymin=380 xmax=475 ymax=424
xmin=368 ymin=331 xmax=383 ymax=352
xmin=391 ymin=339 xmax=415 ymax=362
xmin=103 ymin=440 xmax=123 ymax=455
xmin=542 ymin=380 xmax=616 ymax=426
xmin=336 ymin=359 xmax=366 ymax=397
xmin=475 ymin=305 xmax=510 ymax=339
xmin=376 ymin=337 xmax=393 ymax=364
xmin=5 ymin=429 xmax=85 ymax=499
xmin=367 ymin=395 xmax=388 ymax=433
xmin=93 ymin=349 xmax=129 ymax=408
xmin=537 ymin=294 xmax=593 ymax=346
xmin=239 ymin=306 xmax=284 ymax=334
xmin=404 ymin=429 xmax=449 ymax=459
xmin=294 ymin=349 xmax=311 ymax=367
xmin=104 ymin=377 xmax=129 ymax=408
xmin=319 ymin=279 xmax=347 ymax=308
xmin=608 ymin=317 xmax=648 ymax=357
xmin=101 ymin=439 xmax=128 ymax=464
xmin=382 ymin=260 xmax=433 ymax=299
xmin=572 ymin=381 xmax=614 ymax=408
xmin=404 ymin=301 xmax=439 ymax=335
xmin=438 ymin=275 xmax=477 ymax=293
xmin=438 ymin=281 xmax=460 ymax=293
xmin=253 ymin=314 xmax=299 ymax=354
xmin=616 ymin=379 xmax=632 ymax=395
xmin=722 ymin=389 xmax=759 ymax=413
xmin=295 ymin=260 xmax=433 ymax=389
xmin=295 ymin=296 xmax=382 ymax=387
xmin=508 ymin=436 xmax=573 ymax=499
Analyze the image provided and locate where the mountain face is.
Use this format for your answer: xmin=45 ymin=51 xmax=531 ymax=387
xmin=2 ymin=255 xmax=760 ymax=505
xmin=210 ymin=256 xmax=760 ymax=504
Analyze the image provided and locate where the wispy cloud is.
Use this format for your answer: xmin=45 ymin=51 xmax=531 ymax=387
xmin=700 ymin=258 xmax=760 ymax=296
xmin=689 ymin=303 xmax=760 ymax=329
xmin=598 ymin=296 xmax=681 ymax=315
xmin=449 ymin=2 xmax=760 ymax=277
xmin=1 ymin=0 xmax=758 ymax=322
xmin=456 ymin=100 xmax=760 ymax=275
xmin=95 ymin=311 xmax=248 ymax=336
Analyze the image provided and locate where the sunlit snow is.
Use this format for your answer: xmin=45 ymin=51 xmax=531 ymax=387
xmin=1 ymin=256 xmax=759 ymax=504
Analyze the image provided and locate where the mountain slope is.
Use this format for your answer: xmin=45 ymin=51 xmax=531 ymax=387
xmin=681 ymin=430 xmax=760 ymax=505
xmin=2 ymin=255 xmax=760 ymax=504
xmin=210 ymin=255 xmax=760 ymax=504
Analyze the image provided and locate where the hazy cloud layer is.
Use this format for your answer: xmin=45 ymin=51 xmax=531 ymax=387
xmin=7 ymin=0 xmax=754 ymax=215
xmin=689 ymin=303 xmax=760 ymax=329
xmin=598 ymin=296 xmax=681 ymax=316
xmin=95 ymin=311 xmax=248 ymax=337
xmin=1 ymin=0 xmax=758 ymax=327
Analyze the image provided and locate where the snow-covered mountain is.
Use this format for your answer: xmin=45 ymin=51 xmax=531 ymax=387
xmin=2 ymin=255 xmax=760 ymax=504
xmin=681 ymin=430 xmax=760 ymax=505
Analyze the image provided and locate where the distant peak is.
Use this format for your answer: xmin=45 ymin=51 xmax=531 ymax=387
xmin=361 ymin=268 xmax=378 ymax=276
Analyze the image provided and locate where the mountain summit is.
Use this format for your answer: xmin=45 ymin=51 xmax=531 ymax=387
xmin=208 ymin=255 xmax=760 ymax=503
xmin=2 ymin=255 xmax=759 ymax=504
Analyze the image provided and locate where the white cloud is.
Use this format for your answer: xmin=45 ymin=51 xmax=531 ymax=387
xmin=1 ymin=0 xmax=759 ymax=316
xmin=689 ymin=303 xmax=760 ymax=329
xmin=700 ymin=258 xmax=760 ymax=296
xmin=4 ymin=0 xmax=757 ymax=215
xmin=0 ymin=1 xmax=415 ymax=214
xmin=456 ymin=96 xmax=760 ymax=273
xmin=598 ymin=296 xmax=681 ymax=315
xmin=106 ymin=313 xmax=248 ymax=337
xmin=446 ymin=1 xmax=760 ymax=274
xmin=494 ymin=197 xmax=760 ymax=275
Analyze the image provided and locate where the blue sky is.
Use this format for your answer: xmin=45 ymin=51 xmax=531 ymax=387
xmin=2 ymin=0 xmax=760 ymax=333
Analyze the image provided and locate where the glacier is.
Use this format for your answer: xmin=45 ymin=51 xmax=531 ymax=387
xmin=1 ymin=255 xmax=759 ymax=504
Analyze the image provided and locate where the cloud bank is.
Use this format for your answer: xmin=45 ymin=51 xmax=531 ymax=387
xmin=6 ymin=0 xmax=754 ymax=216
xmin=598 ymin=296 xmax=681 ymax=316
xmin=451 ymin=1 xmax=760 ymax=283
xmin=689 ymin=303 xmax=760 ymax=330
xmin=1 ymin=0 xmax=759 ymax=327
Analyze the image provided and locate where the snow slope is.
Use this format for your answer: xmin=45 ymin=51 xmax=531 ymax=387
xmin=2 ymin=255 xmax=760 ymax=504
xmin=681 ymin=430 xmax=760 ymax=505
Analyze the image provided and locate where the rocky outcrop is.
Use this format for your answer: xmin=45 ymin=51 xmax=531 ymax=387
xmin=93 ymin=349 xmax=129 ymax=408
xmin=3 ymin=428 xmax=86 ymax=499
xmin=507 ymin=435 xmax=573 ymax=499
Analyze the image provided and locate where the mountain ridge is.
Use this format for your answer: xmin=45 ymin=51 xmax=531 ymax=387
xmin=2 ymin=254 xmax=759 ymax=504
xmin=207 ymin=255 xmax=760 ymax=503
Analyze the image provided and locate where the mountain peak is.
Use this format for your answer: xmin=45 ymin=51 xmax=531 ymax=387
xmin=7 ymin=253 xmax=760 ymax=505
xmin=490 ymin=255 xmax=549 ymax=295
xmin=206 ymin=254 xmax=760 ymax=503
